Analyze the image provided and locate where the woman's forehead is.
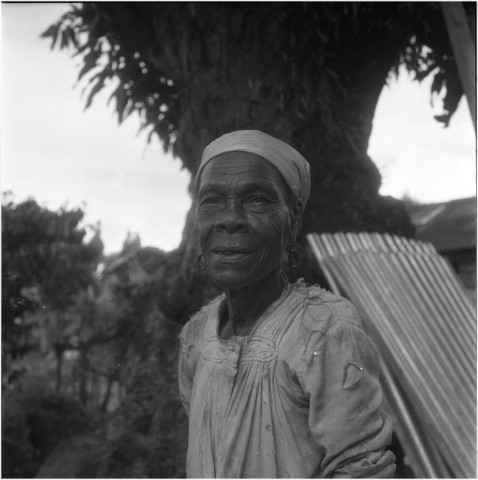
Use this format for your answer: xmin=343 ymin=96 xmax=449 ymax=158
xmin=200 ymin=152 xmax=285 ymax=185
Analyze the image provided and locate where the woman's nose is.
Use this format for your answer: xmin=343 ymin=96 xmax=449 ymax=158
xmin=215 ymin=203 xmax=248 ymax=233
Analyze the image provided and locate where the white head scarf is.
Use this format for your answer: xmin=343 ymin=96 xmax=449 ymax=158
xmin=196 ymin=130 xmax=311 ymax=207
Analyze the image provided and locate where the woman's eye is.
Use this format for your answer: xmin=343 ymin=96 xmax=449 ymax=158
xmin=200 ymin=196 xmax=221 ymax=206
xmin=249 ymin=195 xmax=268 ymax=204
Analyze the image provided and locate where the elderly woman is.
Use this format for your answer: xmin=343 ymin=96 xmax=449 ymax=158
xmin=178 ymin=130 xmax=396 ymax=478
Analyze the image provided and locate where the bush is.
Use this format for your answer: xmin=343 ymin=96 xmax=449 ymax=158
xmin=2 ymin=397 xmax=36 ymax=477
xmin=2 ymin=382 xmax=93 ymax=478
xmin=36 ymin=434 xmax=112 ymax=478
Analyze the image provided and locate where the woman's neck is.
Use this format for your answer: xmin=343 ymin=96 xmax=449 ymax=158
xmin=220 ymin=270 xmax=285 ymax=339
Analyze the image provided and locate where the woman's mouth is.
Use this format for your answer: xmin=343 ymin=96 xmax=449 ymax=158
xmin=211 ymin=247 xmax=253 ymax=260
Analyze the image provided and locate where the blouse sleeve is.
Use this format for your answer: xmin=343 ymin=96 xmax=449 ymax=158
xmin=178 ymin=326 xmax=193 ymax=416
xmin=297 ymin=304 xmax=396 ymax=478
xmin=177 ymin=310 xmax=208 ymax=416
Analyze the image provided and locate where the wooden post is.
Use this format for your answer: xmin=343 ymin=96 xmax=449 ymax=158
xmin=78 ymin=342 xmax=89 ymax=404
xmin=54 ymin=343 xmax=64 ymax=393
xmin=442 ymin=2 xmax=476 ymax=131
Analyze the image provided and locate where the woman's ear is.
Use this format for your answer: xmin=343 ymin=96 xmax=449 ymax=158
xmin=289 ymin=198 xmax=304 ymax=245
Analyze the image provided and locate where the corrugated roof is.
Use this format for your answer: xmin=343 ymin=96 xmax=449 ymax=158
xmin=307 ymin=232 xmax=477 ymax=478
xmin=408 ymin=197 xmax=476 ymax=252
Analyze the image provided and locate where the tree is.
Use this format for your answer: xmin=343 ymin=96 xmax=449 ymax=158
xmin=2 ymin=194 xmax=103 ymax=312
xmin=43 ymin=2 xmax=473 ymax=231
xmin=38 ymin=6 xmax=475 ymax=476
xmin=1 ymin=195 xmax=105 ymax=476
xmin=28 ymin=240 xmax=191 ymax=478
xmin=42 ymin=3 xmax=474 ymax=304
xmin=1 ymin=193 xmax=103 ymax=383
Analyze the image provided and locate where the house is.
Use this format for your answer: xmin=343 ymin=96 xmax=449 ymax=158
xmin=407 ymin=196 xmax=476 ymax=300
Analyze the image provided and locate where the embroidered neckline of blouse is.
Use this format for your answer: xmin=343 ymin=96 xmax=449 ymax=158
xmin=214 ymin=281 xmax=293 ymax=345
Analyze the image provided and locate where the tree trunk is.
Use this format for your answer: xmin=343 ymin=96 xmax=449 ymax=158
xmin=101 ymin=376 xmax=114 ymax=412
xmin=143 ymin=4 xmax=416 ymax=321
xmin=79 ymin=3 xmax=419 ymax=322
xmin=158 ymin=4 xmax=416 ymax=236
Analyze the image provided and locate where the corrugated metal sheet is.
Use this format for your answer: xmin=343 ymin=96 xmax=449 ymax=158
xmin=307 ymin=232 xmax=477 ymax=478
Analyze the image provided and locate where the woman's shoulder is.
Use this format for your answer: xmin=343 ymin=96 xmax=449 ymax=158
xmin=179 ymin=294 xmax=223 ymax=345
xmin=289 ymin=279 xmax=364 ymax=334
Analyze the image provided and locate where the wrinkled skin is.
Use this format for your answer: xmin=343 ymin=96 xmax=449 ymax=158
xmin=195 ymin=152 xmax=302 ymax=338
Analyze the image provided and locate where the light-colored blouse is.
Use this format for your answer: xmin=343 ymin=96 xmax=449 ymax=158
xmin=178 ymin=280 xmax=396 ymax=478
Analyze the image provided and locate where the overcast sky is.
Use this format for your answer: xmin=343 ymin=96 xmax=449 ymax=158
xmin=2 ymin=3 xmax=476 ymax=254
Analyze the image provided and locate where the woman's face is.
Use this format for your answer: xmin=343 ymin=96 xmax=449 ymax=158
xmin=196 ymin=152 xmax=296 ymax=290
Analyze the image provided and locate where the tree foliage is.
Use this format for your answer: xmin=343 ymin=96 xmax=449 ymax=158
xmin=2 ymin=384 xmax=92 ymax=478
xmin=2 ymin=194 xmax=104 ymax=366
xmin=41 ymin=2 xmax=476 ymax=250
xmin=43 ymin=3 xmax=472 ymax=164
xmin=2 ymin=208 xmax=190 ymax=477
xmin=2 ymin=194 xmax=102 ymax=314
xmin=31 ymin=241 xmax=190 ymax=478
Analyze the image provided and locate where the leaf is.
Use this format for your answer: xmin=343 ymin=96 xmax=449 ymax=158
xmin=72 ymin=41 xmax=91 ymax=58
xmin=433 ymin=113 xmax=450 ymax=127
xmin=138 ymin=120 xmax=150 ymax=134
xmin=430 ymin=70 xmax=445 ymax=96
xmin=123 ymin=99 xmax=134 ymax=120
xmin=77 ymin=51 xmax=99 ymax=82
xmin=60 ymin=29 xmax=69 ymax=50
xmin=84 ymin=81 xmax=105 ymax=110
xmin=116 ymin=91 xmax=128 ymax=123
xmin=86 ymin=70 xmax=106 ymax=87
xmin=147 ymin=128 xmax=156 ymax=144
xmin=66 ymin=27 xmax=79 ymax=49
xmin=40 ymin=24 xmax=58 ymax=39
xmin=107 ymin=85 xmax=123 ymax=106
xmin=41 ymin=23 xmax=60 ymax=50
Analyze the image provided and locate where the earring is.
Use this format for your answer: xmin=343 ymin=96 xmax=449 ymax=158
xmin=288 ymin=248 xmax=298 ymax=268
xmin=197 ymin=253 xmax=207 ymax=270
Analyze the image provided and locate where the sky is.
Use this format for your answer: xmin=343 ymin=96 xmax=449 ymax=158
xmin=2 ymin=3 xmax=476 ymax=254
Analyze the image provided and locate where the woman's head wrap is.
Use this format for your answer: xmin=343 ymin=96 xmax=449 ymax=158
xmin=196 ymin=130 xmax=311 ymax=206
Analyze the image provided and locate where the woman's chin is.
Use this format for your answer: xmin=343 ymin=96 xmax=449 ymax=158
xmin=212 ymin=272 xmax=250 ymax=291
xmin=210 ymin=266 xmax=280 ymax=292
